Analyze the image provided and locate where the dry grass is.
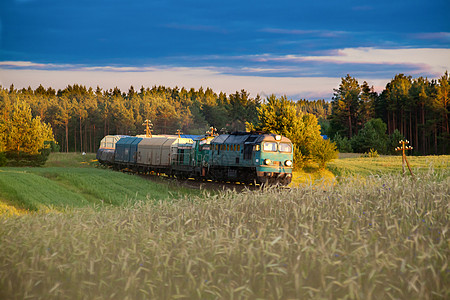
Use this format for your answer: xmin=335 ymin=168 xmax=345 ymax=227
xmin=0 ymin=170 xmax=448 ymax=299
xmin=292 ymin=168 xmax=336 ymax=187
xmin=328 ymin=155 xmax=450 ymax=177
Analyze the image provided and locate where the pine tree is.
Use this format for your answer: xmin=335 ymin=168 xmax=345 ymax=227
xmin=387 ymin=74 xmax=412 ymax=136
xmin=330 ymin=74 xmax=361 ymax=138
xmin=3 ymin=101 xmax=54 ymax=156
xmin=434 ymin=72 xmax=450 ymax=152
xmin=359 ymin=81 xmax=376 ymax=126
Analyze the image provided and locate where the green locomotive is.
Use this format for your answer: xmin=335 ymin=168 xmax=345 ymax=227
xmin=174 ymin=132 xmax=293 ymax=185
xmin=98 ymin=131 xmax=293 ymax=185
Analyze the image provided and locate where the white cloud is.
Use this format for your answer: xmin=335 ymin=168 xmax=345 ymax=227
xmin=0 ymin=61 xmax=47 ymax=68
xmin=0 ymin=67 xmax=342 ymax=99
xmin=0 ymin=61 xmax=75 ymax=69
xmin=261 ymin=28 xmax=347 ymax=38
xmin=1 ymin=46 xmax=448 ymax=100
xmin=275 ymin=48 xmax=450 ymax=76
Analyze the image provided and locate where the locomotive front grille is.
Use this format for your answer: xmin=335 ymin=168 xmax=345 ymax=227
xmin=257 ymin=171 xmax=290 ymax=178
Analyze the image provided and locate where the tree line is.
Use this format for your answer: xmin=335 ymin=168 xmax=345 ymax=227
xmin=1 ymin=70 xmax=447 ymax=159
xmin=0 ymin=84 xmax=330 ymax=154
xmin=329 ymin=72 xmax=449 ymax=155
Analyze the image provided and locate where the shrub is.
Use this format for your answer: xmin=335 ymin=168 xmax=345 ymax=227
xmin=4 ymin=148 xmax=51 ymax=167
xmin=1 ymin=101 xmax=55 ymax=166
xmin=45 ymin=140 xmax=60 ymax=153
xmin=332 ymin=133 xmax=353 ymax=153
xmin=311 ymin=138 xmax=338 ymax=168
xmin=360 ymin=148 xmax=379 ymax=158
xmin=0 ymin=152 xmax=6 ymax=167
xmin=351 ymin=118 xmax=389 ymax=154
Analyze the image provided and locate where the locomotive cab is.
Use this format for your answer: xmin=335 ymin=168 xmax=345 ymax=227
xmin=255 ymin=134 xmax=293 ymax=185
xmin=207 ymin=132 xmax=293 ymax=185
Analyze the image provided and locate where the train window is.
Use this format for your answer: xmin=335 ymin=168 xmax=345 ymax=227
xmin=279 ymin=143 xmax=292 ymax=153
xmin=263 ymin=142 xmax=277 ymax=152
xmin=227 ymin=145 xmax=230 ymax=151
xmin=237 ymin=145 xmax=240 ymax=151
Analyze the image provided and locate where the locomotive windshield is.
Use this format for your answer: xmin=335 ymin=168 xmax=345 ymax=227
xmin=263 ymin=142 xmax=277 ymax=152
xmin=279 ymin=143 xmax=292 ymax=153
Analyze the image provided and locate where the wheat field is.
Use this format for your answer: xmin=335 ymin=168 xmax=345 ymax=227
xmin=1 ymin=169 xmax=448 ymax=299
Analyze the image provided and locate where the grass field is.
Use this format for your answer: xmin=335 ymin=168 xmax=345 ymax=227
xmin=0 ymin=153 xmax=203 ymax=214
xmin=0 ymin=153 xmax=448 ymax=299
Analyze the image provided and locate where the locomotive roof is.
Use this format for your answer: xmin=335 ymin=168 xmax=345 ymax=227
xmin=210 ymin=132 xmax=291 ymax=144
xmin=210 ymin=134 xmax=229 ymax=144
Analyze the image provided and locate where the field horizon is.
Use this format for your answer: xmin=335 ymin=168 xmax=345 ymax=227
xmin=1 ymin=153 xmax=449 ymax=215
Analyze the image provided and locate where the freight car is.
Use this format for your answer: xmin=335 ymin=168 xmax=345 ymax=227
xmin=97 ymin=132 xmax=293 ymax=185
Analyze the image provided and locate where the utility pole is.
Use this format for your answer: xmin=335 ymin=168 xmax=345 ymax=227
xmin=207 ymin=127 xmax=218 ymax=136
xmin=142 ymin=119 xmax=153 ymax=138
xmin=395 ymin=140 xmax=414 ymax=177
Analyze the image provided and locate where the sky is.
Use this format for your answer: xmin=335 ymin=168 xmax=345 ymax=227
xmin=0 ymin=0 xmax=449 ymax=100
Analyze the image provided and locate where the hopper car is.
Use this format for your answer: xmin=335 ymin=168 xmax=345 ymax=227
xmin=97 ymin=132 xmax=293 ymax=185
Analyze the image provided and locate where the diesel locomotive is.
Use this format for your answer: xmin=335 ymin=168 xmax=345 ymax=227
xmin=97 ymin=131 xmax=293 ymax=185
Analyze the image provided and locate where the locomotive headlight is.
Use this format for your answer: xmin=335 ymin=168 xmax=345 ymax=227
xmin=264 ymin=159 xmax=272 ymax=165
xmin=284 ymin=160 xmax=293 ymax=167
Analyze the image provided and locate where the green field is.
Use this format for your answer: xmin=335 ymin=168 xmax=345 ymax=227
xmin=0 ymin=153 xmax=448 ymax=299
xmin=0 ymin=153 xmax=203 ymax=214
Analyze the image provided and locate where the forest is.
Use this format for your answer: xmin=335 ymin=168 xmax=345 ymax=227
xmin=0 ymin=84 xmax=330 ymax=154
xmin=0 ymin=71 xmax=448 ymax=156
xmin=330 ymin=72 xmax=449 ymax=155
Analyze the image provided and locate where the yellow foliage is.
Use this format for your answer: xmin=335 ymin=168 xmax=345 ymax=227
xmin=2 ymin=101 xmax=55 ymax=155
xmin=0 ymin=201 xmax=28 ymax=217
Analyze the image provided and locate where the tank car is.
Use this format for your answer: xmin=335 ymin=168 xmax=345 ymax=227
xmin=96 ymin=135 xmax=128 ymax=165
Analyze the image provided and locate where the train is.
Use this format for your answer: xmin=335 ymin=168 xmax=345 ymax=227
xmin=96 ymin=131 xmax=294 ymax=185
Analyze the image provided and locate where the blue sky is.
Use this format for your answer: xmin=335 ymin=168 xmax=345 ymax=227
xmin=0 ymin=0 xmax=449 ymax=99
